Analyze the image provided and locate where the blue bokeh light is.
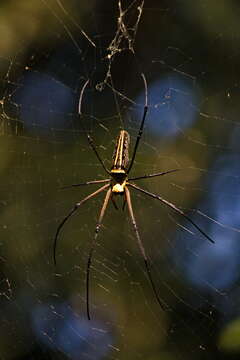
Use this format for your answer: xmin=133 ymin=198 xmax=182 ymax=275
xmin=32 ymin=301 xmax=113 ymax=359
xmin=14 ymin=71 xmax=75 ymax=135
xmin=174 ymin=154 xmax=240 ymax=298
xmin=134 ymin=73 xmax=199 ymax=138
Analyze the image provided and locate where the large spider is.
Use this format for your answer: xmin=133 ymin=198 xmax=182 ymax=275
xmin=54 ymin=79 xmax=214 ymax=320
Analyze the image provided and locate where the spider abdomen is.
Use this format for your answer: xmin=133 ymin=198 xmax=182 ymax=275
xmin=111 ymin=130 xmax=130 ymax=171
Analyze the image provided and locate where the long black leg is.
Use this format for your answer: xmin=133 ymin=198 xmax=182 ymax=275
xmin=78 ymin=79 xmax=110 ymax=175
xmin=53 ymin=184 xmax=110 ymax=265
xmin=129 ymin=169 xmax=180 ymax=181
xmin=86 ymin=187 xmax=112 ymax=320
xmin=86 ymin=134 xmax=110 ymax=175
xmin=127 ymin=73 xmax=148 ymax=174
xmin=61 ymin=179 xmax=110 ymax=189
xmin=128 ymin=183 xmax=214 ymax=244
xmin=125 ymin=186 xmax=168 ymax=310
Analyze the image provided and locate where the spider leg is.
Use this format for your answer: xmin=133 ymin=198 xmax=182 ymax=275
xmin=53 ymin=184 xmax=110 ymax=265
xmin=127 ymin=73 xmax=148 ymax=174
xmin=86 ymin=134 xmax=110 ymax=175
xmin=86 ymin=187 xmax=112 ymax=320
xmin=128 ymin=183 xmax=214 ymax=244
xmin=61 ymin=179 xmax=110 ymax=189
xmin=78 ymin=79 xmax=110 ymax=175
xmin=125 ymin=186 xmax=168 ymax=311
xmin=129 ymin=169 xmax=180 ymax=181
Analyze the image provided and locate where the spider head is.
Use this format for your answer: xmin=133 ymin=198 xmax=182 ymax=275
xmin=112 ymin=182 xmax=126 ymax=193
xmin=111 ymin=169 xmax=127 ymax=194
xmin=111 ymin=169 xmax=127 ymax=181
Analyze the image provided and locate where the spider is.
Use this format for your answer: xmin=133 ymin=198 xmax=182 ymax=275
xmin=54 ymin=78 xmax=214 ymax=320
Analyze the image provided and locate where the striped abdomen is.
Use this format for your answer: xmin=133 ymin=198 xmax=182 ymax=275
xmin=111 ymin=130 xmax=130 ymax=172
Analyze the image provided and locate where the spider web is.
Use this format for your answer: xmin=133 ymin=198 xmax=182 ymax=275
xmin=1 ymin=0 xmax=240 ymax=359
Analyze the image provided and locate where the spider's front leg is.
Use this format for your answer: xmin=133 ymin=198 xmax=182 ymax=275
xmin=86 ymin=187 xmax=112 ymax=320
xmin=53 ymin=184 xmax=110 ymax=265
xmin=128 ymin=183 xmax=214 ymax=244
xmin=125 ymin=186 xmax=169 ymax=311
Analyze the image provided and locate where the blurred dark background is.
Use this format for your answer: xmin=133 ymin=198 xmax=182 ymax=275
xmin=1 ymin=0 xmax=240 ymax=359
